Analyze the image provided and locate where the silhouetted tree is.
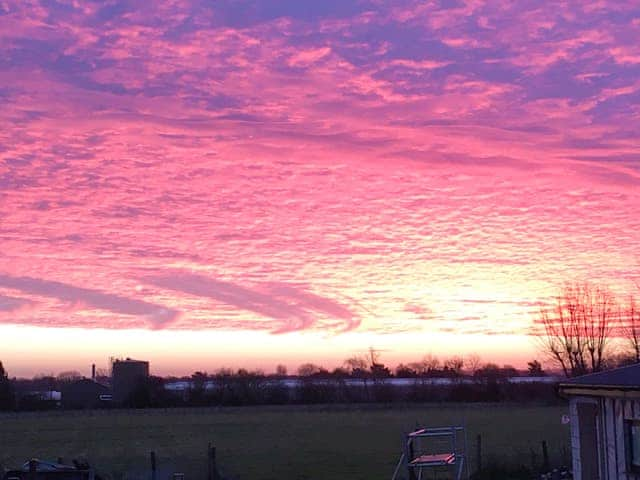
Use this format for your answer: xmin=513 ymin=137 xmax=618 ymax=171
xmin=331 ymin=367 xmax=349 ymax=377
xmin=538 ymin=283 xmax=616 ymax=376
xmin=474 ymin=363 xmax=506 ymax=380
xmin=472 ymin=363 xmax=511 ymax=402
xmin=56 ymin=370 xmax=82 ymax=385
xmin=222 ymin=369 xmax=267 ymax=405
xmin=443 ymin=356 xmax=464 ymax=377
xmin=409 ymin=354 xmax=440 ymax=377
xmin=422 ymin=354 xmax=441 ymax=373
xmin=395 ymin=364 xmax=418 ymax=377
xmin=624 ymin=295 xmax=640 ymax=362
xmin=465 ymin=354 xmax=482 ymax=375
xmin=366 ymin=347 xmax=391 ymax=379
xmin=297 ymin=363 xmax=321 ymax=377
xmin=343 ymin=356 xmax=369 ymax=375
xmin=370 ymin=362 xmax=392 ymax=378
xmin=0 ymin=361 xmax=14 ymax=410
xmin=95 ymin=367 xmax=110 ymax=384
xmin=30 ymin=373 xmax=57 ymax=391
xmin=527 ymin=360 xmax=545 ymax=376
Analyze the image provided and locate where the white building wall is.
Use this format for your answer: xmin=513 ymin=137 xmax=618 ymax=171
xmin=569 ymin=398 xmax=582 ymax=480
xmin=570 ymin=395 xmax=640 ymax=480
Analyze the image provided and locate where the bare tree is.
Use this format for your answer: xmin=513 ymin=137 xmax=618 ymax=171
xmin=527 ymin=360 xmax=545 ymax=376
xmin=297 ymin=363 xmax=321 ymax=377
xmin=465 ymin=354 xmax=482 ymax=375
xmin=624 ymin=295 xmax=640 ymax=362
xmin=538 ymin=282 xmax=616 ymax=377
xmin=368 ymin=347 xmax=381 ymax=367
xmin=343 ymin=356 xmax=369 ymax=374
xmin=443 ymin=356 xmax=464 ymax=376
xmin=422 ymin=353 xmax=441 ymax=372
xmin=409 ymin=354 xmax=440 ymax=376
xmin=56 ymin=370 xmax=82 ymax=383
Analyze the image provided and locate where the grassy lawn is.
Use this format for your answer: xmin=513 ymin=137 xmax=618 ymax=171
xmin=0 ymin=403 xmax=570 ymax=480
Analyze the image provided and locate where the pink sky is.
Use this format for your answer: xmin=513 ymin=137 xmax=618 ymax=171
xmin=1 ymin=0 xmax=639 ymax=377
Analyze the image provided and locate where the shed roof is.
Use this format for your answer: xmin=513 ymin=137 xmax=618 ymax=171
xmin=63 ymin=378 xmax=110 ymax=389
xmin=20 ymin=460 xmax=78 ymax=472
xmin=558 ymin=363 xmax=640 ymax=395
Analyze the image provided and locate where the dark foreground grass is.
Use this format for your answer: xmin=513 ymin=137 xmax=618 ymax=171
xmin=0 ymin=403 xmax=570 ymax=480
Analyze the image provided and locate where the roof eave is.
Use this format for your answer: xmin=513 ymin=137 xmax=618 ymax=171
xmin=558 ymin=384 xmax=640 ymax=398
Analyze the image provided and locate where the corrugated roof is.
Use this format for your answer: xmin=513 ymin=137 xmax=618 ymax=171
xmin=559 ymin=363 xmax=640 ymax=389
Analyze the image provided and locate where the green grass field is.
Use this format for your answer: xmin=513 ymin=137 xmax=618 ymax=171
xmin=0 ymin=403 xmax=570 ymax=480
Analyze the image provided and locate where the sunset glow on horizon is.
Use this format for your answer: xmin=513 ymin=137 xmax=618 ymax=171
xmin=1 ymin=1 xmax=639 ymax=377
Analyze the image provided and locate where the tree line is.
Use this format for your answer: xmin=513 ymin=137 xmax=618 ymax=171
xmin=0 ymin=351 xmax=553 ymax=411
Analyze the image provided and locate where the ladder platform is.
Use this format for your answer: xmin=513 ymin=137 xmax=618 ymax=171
xmin=409 ymin=453 xmax=455 ymax=467
xmin=408 ymin=427 xmax=463 ymax=437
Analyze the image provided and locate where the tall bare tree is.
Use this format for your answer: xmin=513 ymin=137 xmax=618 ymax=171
xmin=624 ymin=295 xmax=640 ymax=362
xmin=538 ymin=283 xmax=616 ymax=377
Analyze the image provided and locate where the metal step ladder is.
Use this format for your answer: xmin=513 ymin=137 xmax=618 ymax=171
xmin=392 ymin=425 xmax=469 ymax=480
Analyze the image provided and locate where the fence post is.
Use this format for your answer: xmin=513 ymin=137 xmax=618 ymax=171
xmin=561 ymin=444 xmax=569 ymax=466
xmin=150 ymin=451 xmax=157 ymax=480
xmin=208 ymin=444 xmax=220 ymax=480
xmin=29 ymin=459 xmax=37 ymax=480
xmin=475 ymin=434 xmax=482 ymax=474
xmin=542 ymin=440 xmax=550 ymax=472
xmin=530 ymin=447 xmax=538 ymax=471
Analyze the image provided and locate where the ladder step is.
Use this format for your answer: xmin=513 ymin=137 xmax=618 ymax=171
xmin=409 ymin=453 xmax=456 ymax=466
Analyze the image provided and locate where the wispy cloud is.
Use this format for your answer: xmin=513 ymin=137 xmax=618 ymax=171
xmin=0 ymin=275 xmax=178 ymax=329
xmin=0 ymin=294 xmax=32 ymax=312
xmin=145 ymin=272 xmax=359 ymax=333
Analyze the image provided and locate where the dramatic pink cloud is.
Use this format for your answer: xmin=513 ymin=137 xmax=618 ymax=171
xmin=0 ymin=0 xmax=639 ymax=373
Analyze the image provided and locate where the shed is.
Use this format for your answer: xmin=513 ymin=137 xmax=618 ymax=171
xmin=61 ymin=379 xmax=111 ymax=409
xmin=558 ymin=363 xmax=640 ymax=480
xmin=2 ymin=459 xmax=93 ymax=480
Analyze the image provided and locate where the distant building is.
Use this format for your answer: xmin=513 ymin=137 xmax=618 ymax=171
xmin=559 ymin=363 xmax=640 ymax=480
xmin=60 ymin=379 xmax=110 ymax=409
xmin=16 ymin=390 xmax=61 ymax=410
xmin=112 ymin=358 xmax=149 ymax=404
xmin=3 ymin=459 xmax=93 ymax=480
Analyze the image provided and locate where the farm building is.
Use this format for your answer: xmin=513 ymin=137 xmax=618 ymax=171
xmin=558 ymin=363 xmax=640 ymax=480
xmin=60 ymin=378 xmax=111 ymax=409
xmin=112 ymin=358 xmax=149 ymax=404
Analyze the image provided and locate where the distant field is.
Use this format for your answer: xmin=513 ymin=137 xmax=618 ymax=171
xmin=0 ymin=403 xmax=570 ymax=480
